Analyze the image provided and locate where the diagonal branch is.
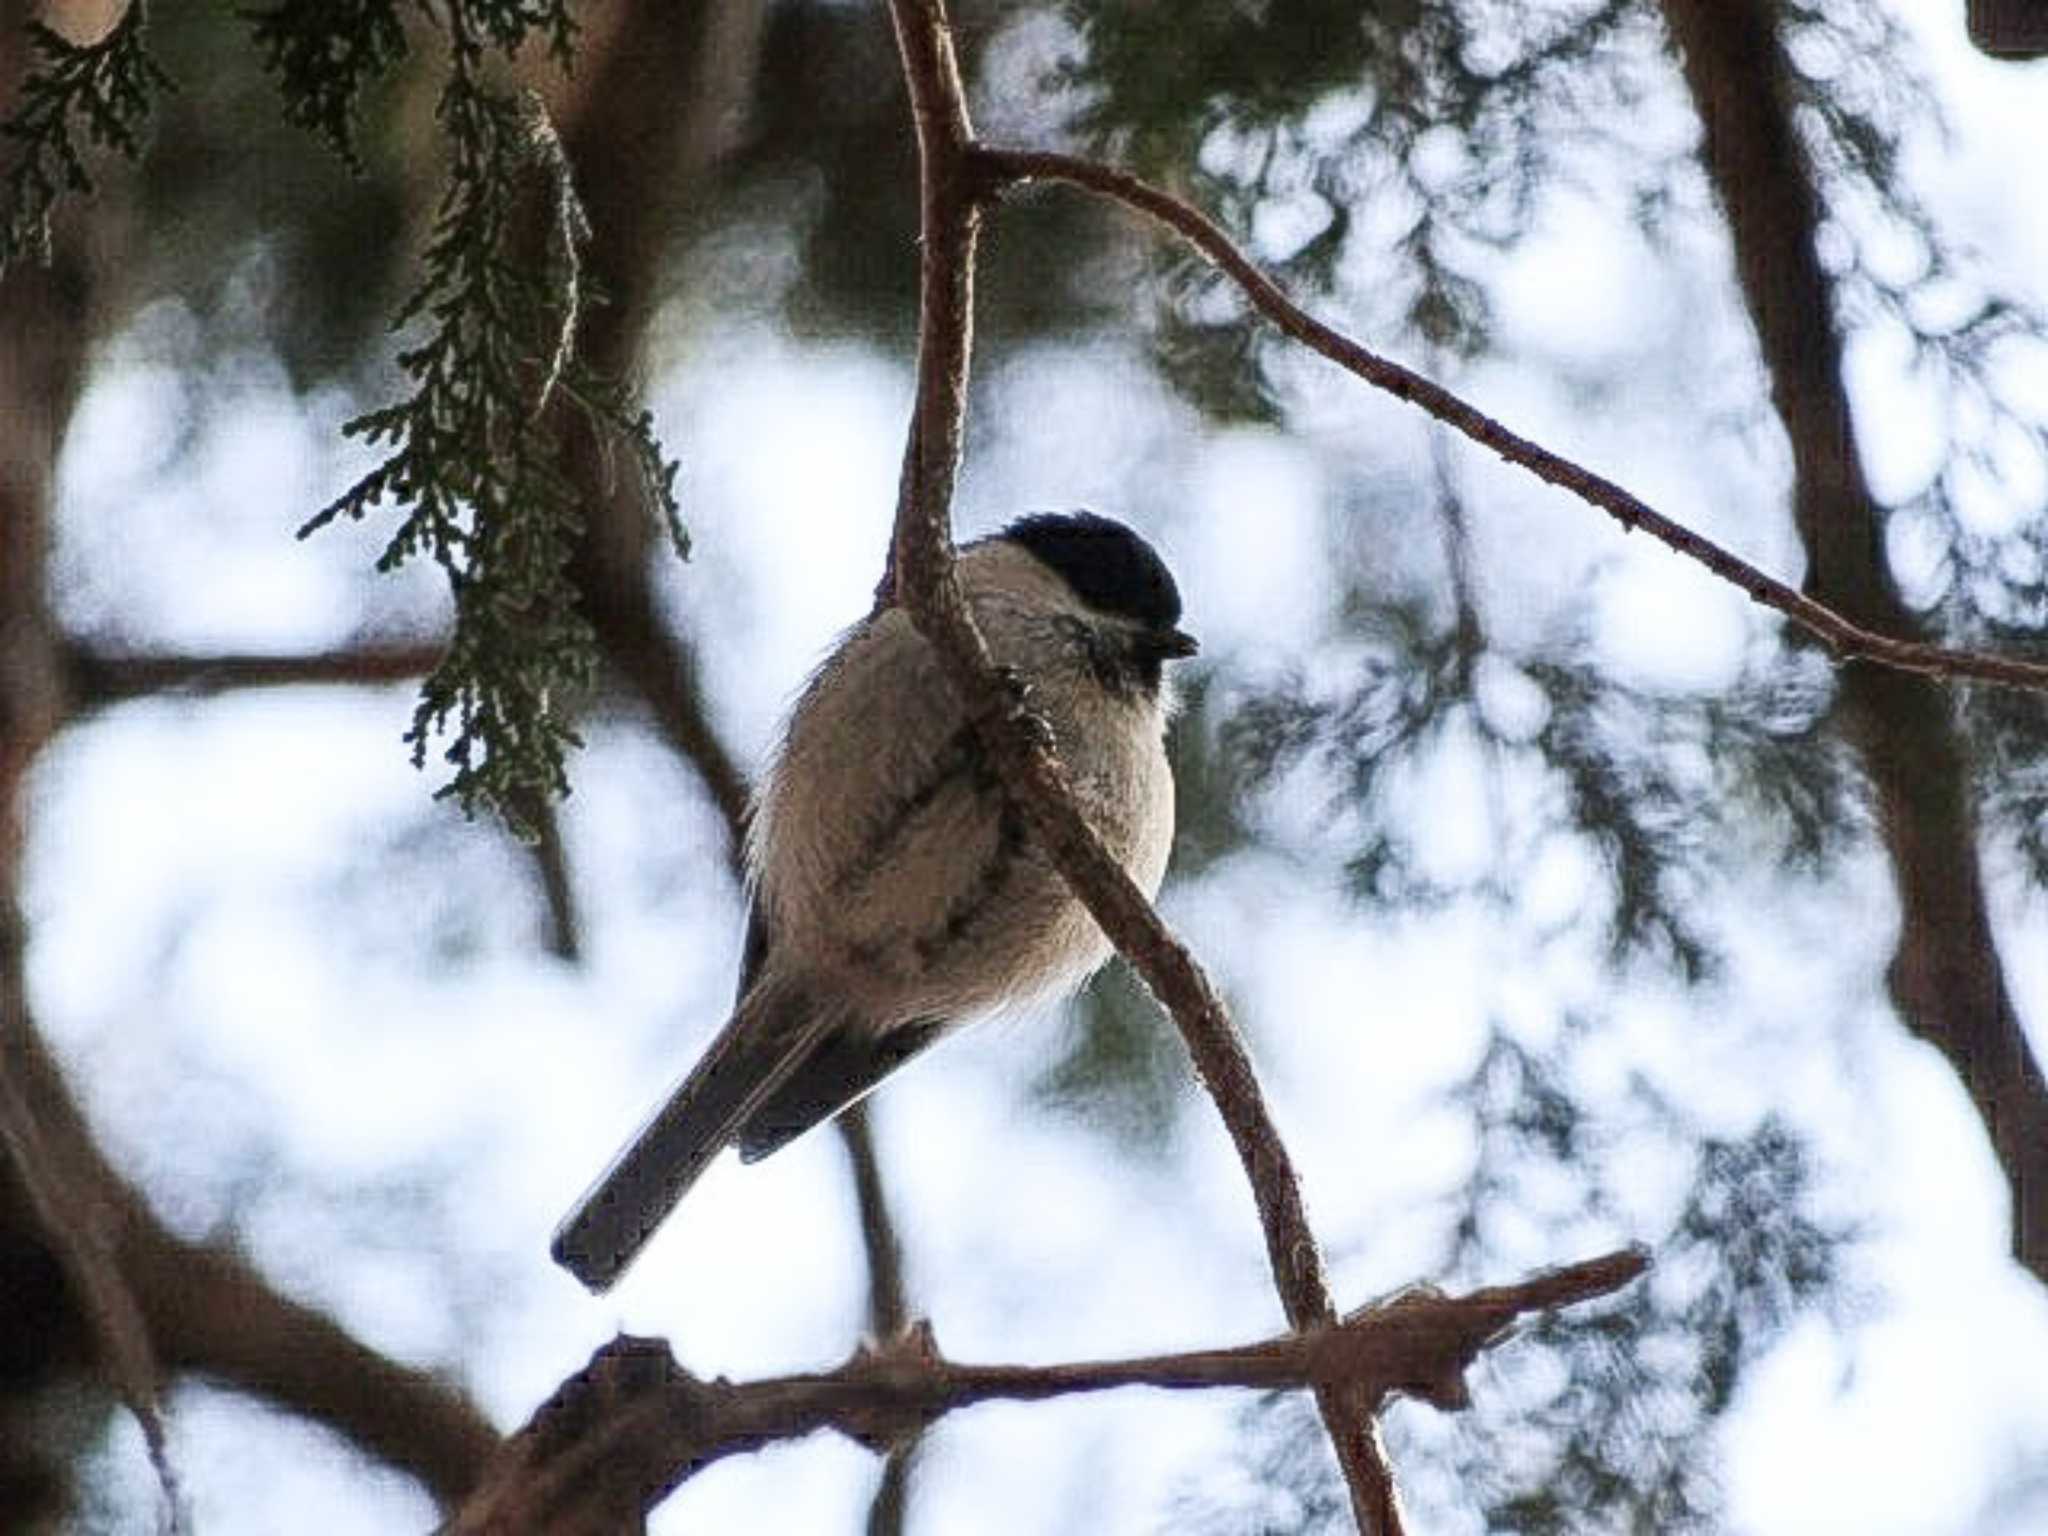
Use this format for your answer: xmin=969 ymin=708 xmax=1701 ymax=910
xmin=975 ymin=146 xmax=2048 ymax=695
xmin=0 ymin=978 xmax=175 ymax=1520
xmin=0 ymin=917 xmax=500 ymax=1510
xmin=551 ymin=0 xmax=759 ymax=857
xmin=447 ymin=1248 xmax=1648 ymax=1535
xmin=543 ymin=12 xmax=924 ymax=1529
xmin=130 ymin=1220 xmax=500 ymax=1506
xmin=879 ymin=0 xmax=1399 ymax=1529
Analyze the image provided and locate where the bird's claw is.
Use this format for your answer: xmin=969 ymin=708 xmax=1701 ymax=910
xmin=992 ymin=665 xmax=1058 ymax=754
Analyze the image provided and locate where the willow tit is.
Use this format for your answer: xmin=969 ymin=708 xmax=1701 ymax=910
xmin=553 ymin=511 xmax=1197 ymax=1291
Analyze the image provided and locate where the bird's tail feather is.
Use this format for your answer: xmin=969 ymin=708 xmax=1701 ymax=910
xmin=551 ymin=976 xmax=839 ymax=1292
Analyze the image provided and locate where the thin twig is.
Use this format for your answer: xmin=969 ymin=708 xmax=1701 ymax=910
xmin=516 ymin=88 xmax=589 ymax=421
xmin=841 ymin=1102 xmax=909 ymax=1339
xmin=977 ymin=145 xmax=2048 ymax=694
xmin=505 ymin=786 xmax=581 ymax=961
xmin=840 ymin=1100 xmax=917 ymax=1536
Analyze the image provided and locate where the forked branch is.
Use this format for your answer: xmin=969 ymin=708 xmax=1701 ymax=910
xmin=877 ymin=0 xmax=1403 ymax=1526
xmin=975 ymin=146 xmax=2048 ymax=693
xmin=447 ymin=1249 xmax=1647 ymax=1536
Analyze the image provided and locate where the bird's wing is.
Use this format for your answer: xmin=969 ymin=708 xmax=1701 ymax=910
xmin=734 ymin=1014 xmax=948 ymax=1163
xmin=730 ymin=843 xmax=953 ymax=1162
xmin=736 ymin=897 xmax=770 ymax=1002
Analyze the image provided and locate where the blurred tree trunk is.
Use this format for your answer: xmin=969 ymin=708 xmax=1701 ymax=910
xmin=0 ymin=10 xmax=500 ymax=1525
xmin=1 ymin=3 xmax=111 ymax=1521
xmin=0 ymin=2 xmax=84 ymax=890
xmin=1968 ymin=0 xmax=2048 ymax=58
xmin=553 ymin=0 xmax=759 ymax=833
xmin=1662 ymin=0 xmax=2048 ymax=1283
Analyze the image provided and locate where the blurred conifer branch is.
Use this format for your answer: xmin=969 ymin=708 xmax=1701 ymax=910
xmin=0 ymin=0 xmax=169 ymax=273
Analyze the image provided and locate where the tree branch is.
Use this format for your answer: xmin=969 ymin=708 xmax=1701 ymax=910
xmin=974 ymin=145 xmax=2048 ymax=695
xmin=0 ymin=916 xmax=500 ymax=1511
xmin=127 ymin=1217 xmax=500 ymax=1508
xmin=59 ymin=640 xmax=587 ymax=957
xmin=60 ymin=641 xmax=445 ymax=707
xmin=0 ymin=967 xmax=174 ymax=1518
xmin=551 ymin=0 xmax=760 ymax=856
xmin=546 ymin=15 xmax=925 ymax=1530
xmin=882 ymin=0 xmax=980 ymax=611
xmin=839 ymin=1099 xmax=917 ymax=1536
xmin=447 ymin=1248 xmax=1648 ymax=1535
xmin=878 ymin=0 xmax=1399 ymax=1528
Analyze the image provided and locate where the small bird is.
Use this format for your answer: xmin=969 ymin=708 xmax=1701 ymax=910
xmin=553 ymin=511 xmax=1198 ymax=1291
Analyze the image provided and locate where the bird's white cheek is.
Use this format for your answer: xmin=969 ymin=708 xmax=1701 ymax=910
xmin=1132 ymin=747 xmax=1176 ymax=900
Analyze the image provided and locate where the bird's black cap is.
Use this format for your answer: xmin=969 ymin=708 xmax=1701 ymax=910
xmin=1002 ymin=511 xmax=1185 ymax=634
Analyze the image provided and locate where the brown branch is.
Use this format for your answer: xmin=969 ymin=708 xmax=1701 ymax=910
xmin=126 ymin=1218 xmax=500 ymax=1508
xmin=0 ymin=978 xmax=174 ymax=1517
xmin=580 ymin=580 xmax=752 ymax=865
xmin=882 ymin=0 xmax=981 ymax=612
xmin=448 ymin=1248 xmax=1648 ymax=1535
xmin=864 ymin=1441 xmax=921 ymax=1536
xmin=878 ymin=0 xmax=1399 ymax=1529
xmin=59 ymin=642 xmax=446 ymax=707
xmin=839 ymin=1099 xmax=917 ymax=1536
xmin=552 ymin=0 xmax=760 ymax=858
xmin=974 ymin=145 xmax=2048 ymax=696
xmin=58 ymin=641 xmax=586 ymax=959
xmin=55 ymin=640 xmax=747 ymax=859
xmin=504 ymin=786 xmax=582 ymax=962
xmin=840 ymin=1102 xmax=909 ymax=1340
xmin=0 ymin=918 xmax=500 ymax=1510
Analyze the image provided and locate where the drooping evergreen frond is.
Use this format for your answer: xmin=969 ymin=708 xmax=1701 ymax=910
xmin=300 ymin=51 xmax=682 ymax=835
xmin=241 ymin=0 xmax=410 ymax=171
xmin=0 ymin=3 xmax=172 ymax=272
xmin=8 ymin=1 xmax=682 ymax=832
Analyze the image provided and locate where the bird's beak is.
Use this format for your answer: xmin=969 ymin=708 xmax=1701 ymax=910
xmin=1147 ymin=627 xmax=1199 ymax=660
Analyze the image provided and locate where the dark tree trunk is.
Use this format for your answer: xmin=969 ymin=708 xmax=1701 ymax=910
xmin=1662 ymin=0 xmax=2048 ymax=1283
